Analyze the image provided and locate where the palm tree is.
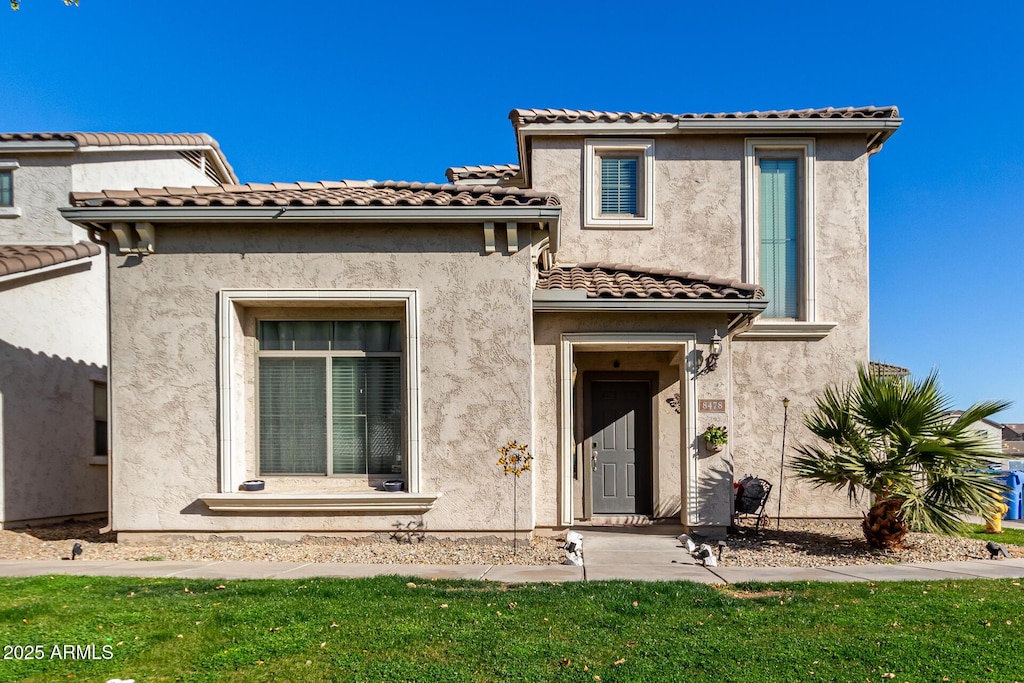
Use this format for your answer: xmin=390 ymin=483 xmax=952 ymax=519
xmin=790 ymin=365 xmax=1010 ymax=549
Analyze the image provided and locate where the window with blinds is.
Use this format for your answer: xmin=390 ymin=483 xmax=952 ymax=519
xmin=600 ymin=156 xmax=639 ymax=216
xmin=257 ymin=321 xmax=402 ymax=476
xmin=0 ymin=171 xmax=12 ymax=207
xmin=759 ymin=159 xmax=799 ymax=318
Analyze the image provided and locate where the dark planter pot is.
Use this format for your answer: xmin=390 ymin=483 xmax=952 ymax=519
xmin=242 ymin=480 xmax=265 ymax=491
xmin=382 ymin=480 xmax=404 ymax=492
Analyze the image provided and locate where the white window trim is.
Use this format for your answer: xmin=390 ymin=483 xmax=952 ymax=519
xmin=584 ymin=138 xmax=655 ymax=228
xmin=0 ymin=159 xmax=20 ymax=218
xmin=742 ymin=138 xmax=835 ymax=337
xmin=217 ymin=289 xmax=423 ymax=496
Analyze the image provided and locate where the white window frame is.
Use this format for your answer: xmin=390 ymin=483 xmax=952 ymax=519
xmin=584 ymin=138 xmax=655 ymax=228
xmin=0 ymin=159 xmax=21 ymax=218
xmin=217 ymin=289 xmax=422 ymax=494
xmin=741 ymin=138 xmax=836 ymax=339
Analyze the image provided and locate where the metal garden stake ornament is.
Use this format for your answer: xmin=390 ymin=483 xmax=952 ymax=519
xmin=777 ymin=397 xmax=790 ymax=529
xmin=497 ymin=440 xmax=533 ymax=557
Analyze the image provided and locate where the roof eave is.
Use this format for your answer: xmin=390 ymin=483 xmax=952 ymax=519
xmin=0 ymin=140 xmax=77 ymax=153
xmin=532 ymin=290 xmax=768 ymax=313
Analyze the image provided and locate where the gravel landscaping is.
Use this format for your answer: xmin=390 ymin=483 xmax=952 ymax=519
xmin=0 ymin=518 xmax=1019 ymax=568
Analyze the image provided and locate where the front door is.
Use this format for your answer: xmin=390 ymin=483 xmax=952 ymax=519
xmin=587 ymin=378 xmax=652 ymax=515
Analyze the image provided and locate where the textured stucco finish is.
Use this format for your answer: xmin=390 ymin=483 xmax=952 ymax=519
xmin=0 ymin=262 xmax=107 ymax=523
xmin=532 ymin=312 xmax=735 ymax=529
xmin=0 ymin=149 xmax=217 ymax=525
xmin=529 ymin=134 xmax=873 ymax=520
xmin=106 ymin=223 xmax=537 ymax=533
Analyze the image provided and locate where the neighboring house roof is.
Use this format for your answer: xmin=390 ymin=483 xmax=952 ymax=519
xmin=869 ymin=361 xmax=911 ymax=378
xmin=69 ymin=180 xmax=560 ymax=208
xmin=445 ymin=164 xmax=520 ymax=183
xmin=1004 ymin=441 xmax=1024 ymax=456
xmin=537 ymin=263 xmax=763 ymax=300
xmin=1003 ymin=423 xmax=1024 ymax=439
xmin=945 ymin=410 xmax=1006 ymax=431
xmin=510 ymin=105 xmax=901 ymax=126
xmin=0 ymin=132 xmax=238 ymax=185
xmin=0 ymin=242 xmax=101 ymax=277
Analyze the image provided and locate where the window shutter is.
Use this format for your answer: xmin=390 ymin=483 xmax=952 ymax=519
xmin=259 ymin=358 xmax=327 ymax=474
xmin=760 ymin=160 xmax=798 ymax=318
xmin=601 ymin=157 xmax=638 ymax=215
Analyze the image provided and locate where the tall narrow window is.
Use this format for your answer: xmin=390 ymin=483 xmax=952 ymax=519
xmin=257 ymin=320 xmax=403 ymax=476
xmin=759 ymin=159 xmax=799 ymax=318
xmin=93 ymin=382 xmax=108 ymax=457
xmin=0 ymin=170 xmax=12 ymax=207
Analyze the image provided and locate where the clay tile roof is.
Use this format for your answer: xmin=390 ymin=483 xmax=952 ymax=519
xmin=69 ymin=180 xmax=560 ymax=209
xmin=0 ymin=132 xmax=238 ymax=184
xmin=445 ymin=164 xmax=521 ymax=182
xmin=537 ymin=263 xmax=763 ymax=300
xmin=869 ymin=361 xmax=911 ymax=378
xmin=0 ymin=241 xmax=101 ymax=278
xmin=510 ymin=105 xmax=900 ymax=127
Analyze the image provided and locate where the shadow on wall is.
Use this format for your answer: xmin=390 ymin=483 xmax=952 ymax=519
xmin=0 ymin=338 xmax=106 ymax=524
xmin=695 ymin=464 xmax=735 ymax=528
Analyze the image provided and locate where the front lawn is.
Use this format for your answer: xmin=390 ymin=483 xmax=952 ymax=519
xmin=960 ymin=523 xmax=1024 ymax=547
xmin=1 ymin=575 xmax=1021 ymax=682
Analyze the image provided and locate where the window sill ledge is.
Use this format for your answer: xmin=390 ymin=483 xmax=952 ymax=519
xmin=0 ymin=208 xmax=22 ymax=219
xmin=89 ymin=456 xmax=108 ymax=467
xmin=198 ymin=491 xmax=442 ymax=514
xmin=736 ymin=321 xmax=837 ymax=340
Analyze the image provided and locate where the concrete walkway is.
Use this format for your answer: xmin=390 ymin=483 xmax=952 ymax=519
xmin=2 ymin=525 xmax=1023 ymax=583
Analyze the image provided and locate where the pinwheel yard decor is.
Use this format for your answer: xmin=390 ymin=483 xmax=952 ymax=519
xmin=497 ymin=440 xmax=533 ymax=556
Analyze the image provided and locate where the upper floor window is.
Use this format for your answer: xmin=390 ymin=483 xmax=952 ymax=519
xmin=584 ymin=139 xmax=654 ymax=228
xmin=0 ymin=160 xmax=19 ymax=217
xmin=744 ymin=139 xmax=815 ymax=321
xmin=0 ymin=170 xmax=12 ymax=207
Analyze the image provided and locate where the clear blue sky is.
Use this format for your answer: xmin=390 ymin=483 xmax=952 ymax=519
xmin=3 ymin=1 xmax=1022 ymax=421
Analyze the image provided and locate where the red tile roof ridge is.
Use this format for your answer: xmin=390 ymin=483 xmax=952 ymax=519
xmin=445 ymin=164 xmax=521 ymax=182
xmin=0 ymin=132 xmax=238 ymax=184
xmin=69 ymin=179 xmax=560 ymax=208
xmin=510 ymin=105 xmax=900 ymax=127
xmin=539 ymin=263 xmax=764 ymax=300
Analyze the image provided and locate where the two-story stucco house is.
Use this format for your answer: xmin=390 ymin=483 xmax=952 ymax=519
xmin=0 ymin=133 xmax=236 ymax=527
xmin=61 ymin=106 xmax=901 ymax=540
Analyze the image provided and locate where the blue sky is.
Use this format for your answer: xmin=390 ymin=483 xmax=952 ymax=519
xmin=3 ymin=1 xmax=1022 ymax=421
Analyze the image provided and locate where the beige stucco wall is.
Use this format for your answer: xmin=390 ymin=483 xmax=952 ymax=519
xmin=529 ymin=133 xmax=873 ymax=520
xmin=0 ymin=261 xmax=107 ymax=524
xmin=0 ymin=148 xmax=234 ymax=526
xmin=105 ymin=223 xmax=537 ymax=534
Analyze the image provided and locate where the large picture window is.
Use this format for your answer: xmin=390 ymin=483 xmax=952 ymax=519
xmin=257 ymin=320 xmax=403 ymax=476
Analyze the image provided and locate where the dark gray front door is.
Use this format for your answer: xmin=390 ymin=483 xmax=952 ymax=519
xmin=588 ymin=379 xmax=652 ymax=515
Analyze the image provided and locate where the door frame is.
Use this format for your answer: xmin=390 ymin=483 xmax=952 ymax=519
xmin=558 ymin=333 xmax=698 ymax=527
xmin=582 ymin=372 xmax=657 ymax=518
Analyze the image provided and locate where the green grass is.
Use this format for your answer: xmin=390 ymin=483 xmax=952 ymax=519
xmin=1 ymin=575 xmax=1022 ymax=682
xmin=959 ymin=523 xmax=1024 ymax=546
